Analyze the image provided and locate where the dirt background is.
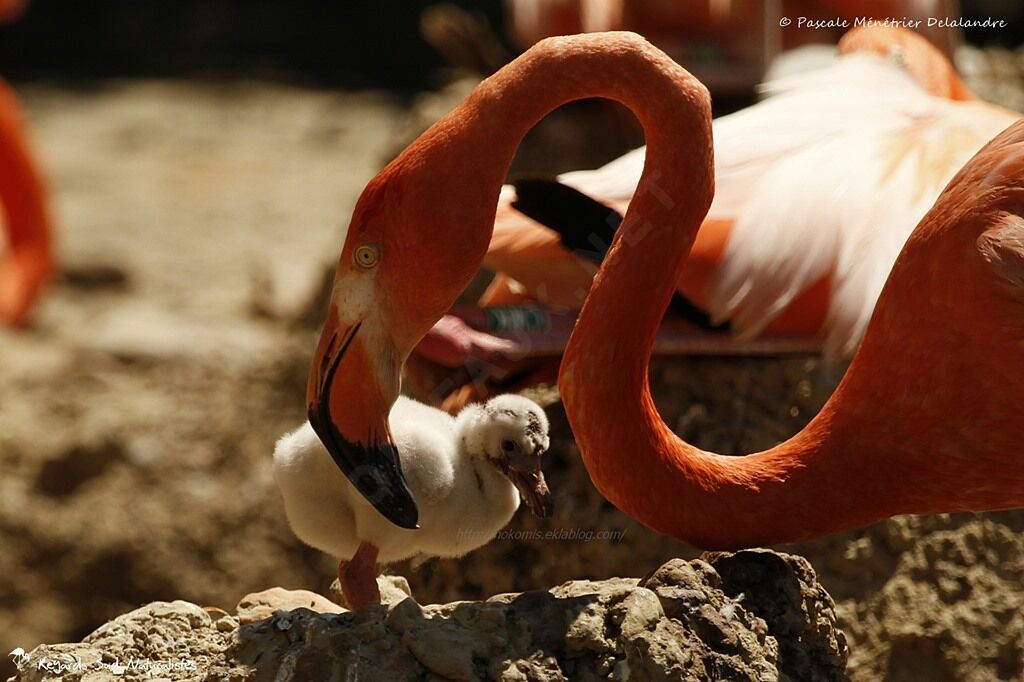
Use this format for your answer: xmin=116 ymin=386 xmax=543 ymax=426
xmin=3 ymin=13 xmax=1024 ymax=682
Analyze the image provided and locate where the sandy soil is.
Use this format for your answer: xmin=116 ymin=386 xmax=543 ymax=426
xmin=0 ymin=80 xmax=402 ymax=679
xmin=1 ymin=78 xmax=1022 ymax=682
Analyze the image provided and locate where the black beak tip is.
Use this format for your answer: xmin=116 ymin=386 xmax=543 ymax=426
xmin=347 ymin=448 xmax=421 ymax=530
xmin=374 ymin=490 xmax=420 ymax=530
xmin=306 ymin=320 xmax=419 ymax=530
xmin=311 ymin=418 xmax=421 ymax=530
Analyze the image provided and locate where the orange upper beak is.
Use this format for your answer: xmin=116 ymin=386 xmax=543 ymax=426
xmin=306 ymin=305 xmax=419 ymax=529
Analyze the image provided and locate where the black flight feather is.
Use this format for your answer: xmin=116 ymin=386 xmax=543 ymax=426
xmin=510 ymin=176 xmax=729 ymax=332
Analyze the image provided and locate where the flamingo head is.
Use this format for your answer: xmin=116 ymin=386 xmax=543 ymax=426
xmin=838 ymin=25 xmax=973 ymax=101
xmin=307 ymin=143 xmax=500 ymax=529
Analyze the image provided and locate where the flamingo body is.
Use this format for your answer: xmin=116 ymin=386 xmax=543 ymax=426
xmin=557 ymin=39 xmax=1024 ymax=549
xmin=483 ymin=27 xmax=1018 ymax=356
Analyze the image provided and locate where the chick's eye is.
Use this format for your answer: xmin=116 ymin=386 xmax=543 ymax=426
xmin=500 ymin=439 xmax=517 ymax=453
xmin=354 ymin=245 xmax=380 ymax=269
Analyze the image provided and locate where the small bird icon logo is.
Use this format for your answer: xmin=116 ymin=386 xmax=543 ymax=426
xmin=8 ymin=647 xmax=29 ymax=670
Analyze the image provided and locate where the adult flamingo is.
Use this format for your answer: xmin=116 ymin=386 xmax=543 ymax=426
xmin=480 ymin=26 xmax=1016 ymax=357
xmin=307 ymin=30 xmax=1023 ymax=540
xmin=560 ymin=70 xmax=1024 ymax=550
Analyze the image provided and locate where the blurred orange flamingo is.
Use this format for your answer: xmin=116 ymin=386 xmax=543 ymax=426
xmin=0 ymin=0 xmax=26 ymax=24
xmin=0 ymin=1 xmax=53 ymax=326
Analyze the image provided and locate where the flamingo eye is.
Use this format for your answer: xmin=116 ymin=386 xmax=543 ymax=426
xmin=354 ymin=245 xmax=381 ymax=269
xmin=501 ymin=439 xmax=518 ymax=454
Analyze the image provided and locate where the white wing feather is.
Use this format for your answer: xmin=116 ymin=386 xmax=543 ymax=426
xmin=710 ymin=56 xmax=1015 ymax=354
xmin=540 ymin=53 xmax=1017 ymax=355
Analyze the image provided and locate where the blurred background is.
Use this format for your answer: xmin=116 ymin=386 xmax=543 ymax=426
xmin=3 ymin=2 xmax=1024 ymax=680
xmin=0 ymin=1 xmax=494 ymax=90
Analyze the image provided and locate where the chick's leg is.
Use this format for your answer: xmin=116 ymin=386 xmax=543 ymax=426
xmin=339 ymin=542 xmax=380 ymax=610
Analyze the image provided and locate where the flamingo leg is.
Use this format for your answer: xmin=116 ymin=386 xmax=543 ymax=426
xmin=338 ymin=541 xmax=380 ymax=610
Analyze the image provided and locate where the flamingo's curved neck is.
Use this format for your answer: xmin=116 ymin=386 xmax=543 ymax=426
xmin=540 ymin=40 xmax=905 ymax=550
xmin=393 ymin=33 xmax=1022 ymax=548
xmin=400 ymin=33 xmax=902 ymax=549
xmin=383 ymin=32 xmax=715 ymax=316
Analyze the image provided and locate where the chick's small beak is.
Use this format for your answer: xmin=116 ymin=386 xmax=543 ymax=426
xmin=508 ymin=461 xmax=553 ymax=518
xmin=307 ymin=306 xmax=419 ymax=529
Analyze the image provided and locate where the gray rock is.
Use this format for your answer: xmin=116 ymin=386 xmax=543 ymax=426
xmin=8 ymin=601 xmax=249 ymax=682
xmin=9 ymin=551 xmax=848 ymax=682
xmin=328 ymin=574 xmax=415 ymax=610
xmin=236 ymin=587 xmax=345 ymax=624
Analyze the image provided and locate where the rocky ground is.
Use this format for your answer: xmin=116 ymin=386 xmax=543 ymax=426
xmin=10 ymin=551 xmax=848 ymax=682
xmin=2 ymin=63 xmax=1024 ymax=682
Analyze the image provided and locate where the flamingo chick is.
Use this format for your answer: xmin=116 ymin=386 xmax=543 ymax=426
xmin=273 ymin=394 xmax=552 ymax=610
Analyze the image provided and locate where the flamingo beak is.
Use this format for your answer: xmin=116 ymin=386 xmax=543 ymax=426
xmin=307 ymin=306 xmax=419 ymax=529
xmin=508 ymin=458 xmax=553 ymax=518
